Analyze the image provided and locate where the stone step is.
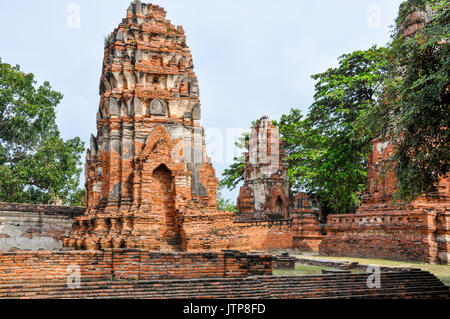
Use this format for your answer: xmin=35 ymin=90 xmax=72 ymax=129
xmin=0 ymin=278 xmax=272 ymax=299
xmin=260 ymin=276 xmax=443 ymax=287
xmin=262 ymin=276 xmax=442 ymax=285
xmin=311 ymin=290 xmax=450 ymax=299
xmin=0 ymin=271 xmax=447 ymax=299
xmin=44 ymin=289 xmax=270 ymax=299
xmin=4 ymin=285 xmax=272 ymax=299
xmin=6 ymin=282 xmax=446 ymax=299
xmin=0 ymin=275 xmax=441 ymax=288
xmin=0 ymin=270 xmax=430 ymax=286
xmin=267 ymin=288 xmax=448 ymax=299
xmin=0 ymin=278 xmax=265 ymax=291
xmin=267 ymin=283 xmax=448 ymax=295
xmin=262 ymin=274 xmax=444 ymax=284
xmin=264 ymin=281 xmax=446 ymax=293
xmin=0 ymin=274 xmax=442 ymax=295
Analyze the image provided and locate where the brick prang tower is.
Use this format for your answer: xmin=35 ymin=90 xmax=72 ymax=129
xmin=64 ymin=1 xmax=218 ymax=251
xmin=237 ymin=117 xmax=291 ymax=220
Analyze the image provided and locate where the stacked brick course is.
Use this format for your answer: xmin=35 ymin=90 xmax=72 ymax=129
xmin=0 ymin=267 xmax=447 ymax=299
xmin=0 ymin=249 xmax=272 ymax=284
xmin=0 ymin=203 xmax=84 ymax=251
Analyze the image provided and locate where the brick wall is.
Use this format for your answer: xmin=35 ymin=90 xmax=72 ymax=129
xmin=320 ymin=209 xmax=449 ymax=264
xmin=233 ymin=220 xmax=296 ymax=251
xmin=319 ymin=134 xmax=449 ymax=265
xmin=0 ymin=249 xmax=272 ymax=284
xmin=0 ymin=201 xmax=322 ymax=253
xmin=0 ymin=203 xmax=83 ymax=251
xmin=181 ymin=210 xmax=297 ymax=251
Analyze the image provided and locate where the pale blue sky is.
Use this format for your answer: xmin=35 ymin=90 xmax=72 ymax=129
xmin=0 ymin=0 xmax=404 ymax=201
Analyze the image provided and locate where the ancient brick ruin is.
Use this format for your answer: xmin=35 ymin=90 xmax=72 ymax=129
xmin=237 ymin=117 xmax=290 ymax=220
xmin=320 ymin=138 xmax=450 ymax=264
xmin=236 ymin=117 xmax=325 ymax=250
xmin=64 ymin=3 xmax=222 ymax=251
xmin=0 ymin=203 xmax=84 ymax=251
xmin=0 ymin=253 xmax=447 ymax=298
xmin=319 ymin=4 xmax=450 ymax=265
xmin=0 ymin=1 xmax=444 ymax=266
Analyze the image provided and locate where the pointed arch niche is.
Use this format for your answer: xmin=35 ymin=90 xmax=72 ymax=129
xmin=134 ymin=125 xmax=188 ymax=251
xmin=268 ymin=186 xmax=289 ymax=218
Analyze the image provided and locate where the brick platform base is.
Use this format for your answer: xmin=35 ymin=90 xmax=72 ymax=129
xmin=0 ymin=269 xmax=447 ymax=299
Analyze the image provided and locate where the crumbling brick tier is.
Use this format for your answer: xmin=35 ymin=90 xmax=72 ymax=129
xmin=320 ymin=209 xmax=449 ymax=264
xmin=64 ymin=2 xmax=219 ymax=251
xmin=0 ymin=259 xmax=447 ymax=299
xmin=237 ymin=117 xmax=291 ymax=220
xmin=0 ymin=202 xmax=84 ymax=251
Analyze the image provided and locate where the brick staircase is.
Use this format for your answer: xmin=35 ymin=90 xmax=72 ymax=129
xmin=260 ymin=269 xmax=449 ymax=299
xmin=0 ymin=269 xmax=447 ymax=299
xmin=0 ymin=277 xmax=271 ymax=299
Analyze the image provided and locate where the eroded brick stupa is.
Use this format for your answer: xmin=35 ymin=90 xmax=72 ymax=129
xmin=64 ymin=2 xmax=219 ymax=251
xmin=237 ymin=117 xmax=291 ymax=220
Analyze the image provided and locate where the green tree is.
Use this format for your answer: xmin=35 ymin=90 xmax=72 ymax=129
xmin=0 ymin=59 xmax=85 ymax=205
xmin=219 ymin=158 xmax=245 ymax=191
xmin=283 ymin=46 xmax=388 ymax=213
xmin=381 ymin=0 xmax=449 ymax=201
xmin=220 ymin=47 xmax=386 ymax=214
xmin=219 ymin=131 xmax=249 ymax=190
xmin=217 ymin=189 xmax=237 ymax=212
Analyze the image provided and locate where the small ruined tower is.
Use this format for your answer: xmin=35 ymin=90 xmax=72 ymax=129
xmin=237 ymin=116 xmax=290 ymax=220
xmin=64 ymin=1 xmax=218 ymax=251
xmin=354 ymin=3 xmax=449 ymax=264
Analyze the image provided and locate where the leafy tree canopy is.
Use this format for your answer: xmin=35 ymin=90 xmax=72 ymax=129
xmin=0 ymin=59 xmax=85 ymax=205
xmin=220 ymin=47 xmax=387 ymax=214
xmin=381 ymin=0 xmax=449 ymax=201
xmin=220 ymin=0 xmax=449 ymax=212
xmin=279 ymin=46 xmax=388 ymax=214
